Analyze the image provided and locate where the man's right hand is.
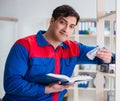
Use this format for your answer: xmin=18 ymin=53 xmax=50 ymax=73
xmin=45 ymin=81 xmax=73 ymax=94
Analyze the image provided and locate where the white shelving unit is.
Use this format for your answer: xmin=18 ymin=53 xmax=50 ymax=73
xmin=116 ymin=0 xmax=120 ymax=101
xmin=67 ymin=0 xmax=116 ymax=101
xmin=96 ymin=0 xmax=116 ymax=101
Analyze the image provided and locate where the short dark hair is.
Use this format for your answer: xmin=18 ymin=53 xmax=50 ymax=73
xmin=52 ymin=5 xmax=80 ymax=25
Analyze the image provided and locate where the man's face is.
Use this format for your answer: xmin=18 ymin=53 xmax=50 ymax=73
xmin=50 ymin=16 xmax=77 ymax=42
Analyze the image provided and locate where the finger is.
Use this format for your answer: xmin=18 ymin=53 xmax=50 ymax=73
xmin=97 ymin=49 xmax=112 ymax=56
xmin=99 ymin=49 xmax=111 ymax=54
xmin=96 ymin=53 xmax=111 ymax=63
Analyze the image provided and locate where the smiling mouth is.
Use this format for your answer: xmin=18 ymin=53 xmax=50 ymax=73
xmin=60 ymin=32 xmax=67 ymax=37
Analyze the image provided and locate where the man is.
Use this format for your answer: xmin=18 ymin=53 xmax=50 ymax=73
xmin=2 ymin=5 xmax=114 ymax=101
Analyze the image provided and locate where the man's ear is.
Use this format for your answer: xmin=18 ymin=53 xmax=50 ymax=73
xmin=50 ymin=17 xmax=55 ymax=24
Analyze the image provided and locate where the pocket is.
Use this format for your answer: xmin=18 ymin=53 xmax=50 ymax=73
xmin=29 ymin=58 xmax=55 ymax=74
xmin=65 ymin=58 xmax=75 ymax=66
xmin=61 ymin=58 xmax=76 ymax=76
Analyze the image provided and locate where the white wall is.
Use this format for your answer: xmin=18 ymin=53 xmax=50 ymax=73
xmin=0 ymin=0 xmax=115 ymax=99
xmin=0 ymin=21 xmax=17 ymax=98
xmin=0 ymin=0 xmax=115 ymax=38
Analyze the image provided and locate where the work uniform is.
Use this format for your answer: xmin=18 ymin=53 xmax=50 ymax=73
xmin=3 ymin=30 xmax=105 ymax=101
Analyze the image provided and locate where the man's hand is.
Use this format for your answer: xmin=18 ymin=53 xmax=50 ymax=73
xmin=45 ymin=81 xmax=73 ymax=94
xmin=96 ymin=48 xmax=112 ymax=63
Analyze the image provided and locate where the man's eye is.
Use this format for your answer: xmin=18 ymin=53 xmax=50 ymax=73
xmin=60 ymin=20 xmax=66 ymax=25
xmin=70 ymin=25 xmax=75 ymax=29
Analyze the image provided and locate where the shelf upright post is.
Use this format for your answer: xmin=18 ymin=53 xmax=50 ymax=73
xmin=96 ymin=0 xmax=105 ymax=101
xmin=73 ymin=24 xmax=79 ymax=101
xmin=96 ymin=0 xmax=105 ymax=47
xmin=116 ymin=0 xmax=120 ymax=101
xmin=110 ymin=20 xmax=114 ymax=51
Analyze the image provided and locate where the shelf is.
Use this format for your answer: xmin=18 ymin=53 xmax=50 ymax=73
xmin=78 ymin=70 xmax=97 ymax=74
xmin=78 ymin=34 xmax=96 ymax=37
xmin=78 ymin=34 xmax=115 ymax=38
xmin=98 ymin=72 xmax=115 ymax=78
xmin=78 ymin=87 xmax=96 ymax=91
xmin=104 ymin=34 xmax=112 ymax=38
xmin=73 ymin=33 xmax=115 ymax=38
xmin=0 ymin=16 xmax=18 ymax=22
xmin=68 ymin=87 xmax=96 ymax=91
xmin=68 ymin=86 xmax=115 ymax=92
xmin=104 ymin=88 xmax=115 ymax=92
xmin=97 ymin=11 xmax=116 ymax=21
xmin=80 ymin=18 xmax=96 ymax=22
